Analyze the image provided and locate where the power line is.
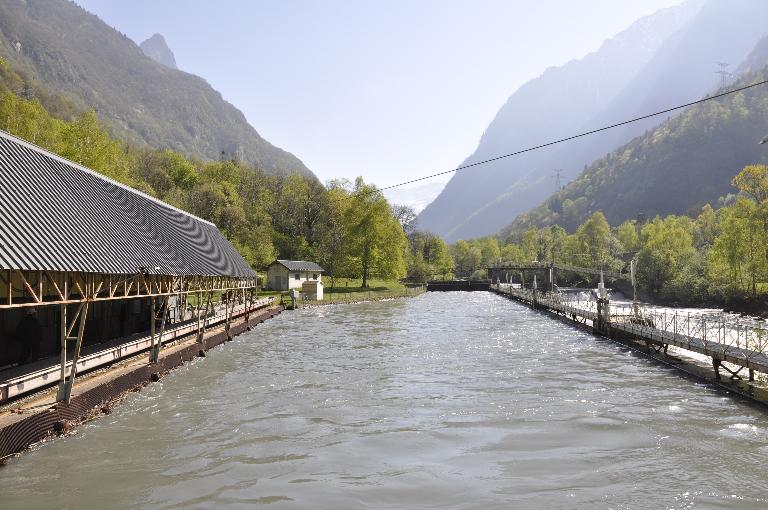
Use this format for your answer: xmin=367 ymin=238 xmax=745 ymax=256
xmin=378 ymin=78 xmax=768 ymax=192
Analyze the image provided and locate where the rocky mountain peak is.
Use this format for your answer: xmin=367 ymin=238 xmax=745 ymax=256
xmin=139 ymin=33 xmax=177 ymax=70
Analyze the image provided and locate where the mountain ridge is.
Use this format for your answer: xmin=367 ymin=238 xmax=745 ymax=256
xmin=502 ymin=61 xmax=768 ymax=237
xmin=0 ymin=0 xmax=313 ymax=178
xmin=418 ymin=0 xmax=768 ymax=243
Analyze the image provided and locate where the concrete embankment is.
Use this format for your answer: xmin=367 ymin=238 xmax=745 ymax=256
xmin=0 ymin=304 xmax=283 ymax=461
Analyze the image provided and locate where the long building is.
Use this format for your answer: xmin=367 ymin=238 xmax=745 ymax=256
xmin=0 ymin=129 xmax=259 ymax=403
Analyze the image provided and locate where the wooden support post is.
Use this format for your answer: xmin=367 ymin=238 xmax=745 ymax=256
xmin=150 ymin=297 xmax=156 ymax=358
xmin=64 ymin=301 xmax=90 ymax=404
xmin=150 ymin=296 xmax=170 ymax=363
xmin=198 ymin=291 xmax=213 ymax=345
xmin=195 ymin=291 xmax=203 ymax=343
xmin=749 ymin=368 xmax=755 ymax=382
xmin=243 ymin=287 xmax=249 ymax=328
xmin=712 ymin=358 xmax=721 ymax=381
xmin=225 ymin=292 xmax=232 ymax=339
xmin=57 ymin=304 xmax=67 ymax=400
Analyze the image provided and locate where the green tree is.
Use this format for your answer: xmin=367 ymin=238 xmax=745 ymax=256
xmin=636 ymin=216 xmax=696 ymax=297
xmin=709 ymin=198 xmax=766 ymax=296
xmin=694 ymin=204 xmax=716 ymax=249
xmin=58 ymin=110 xmax=130 ymax=183
xmin=407 ymin=231 xmax=454 ymax=282
xmin=316 ymin=183 xmax=354 ymax=288
xmin=453 ymin=240 xmax=480 ymax=278
xmin=0 ymin=93 xmax=65 ymax=150
xmin=616 ymin=220 xmax=640 ymax=252
xmin=345 ymin=178 xmax=407 ymax=287
xmin=732 ymin=165 xmax=768 ymax=203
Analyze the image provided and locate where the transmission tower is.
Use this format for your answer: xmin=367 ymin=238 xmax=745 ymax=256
xmin=552 ymin=169 xmax=564 ymax=191
xmin=715 ymin=62 xmax=731 ymax=89
xmin=18 ymin=83 xmax=33 ymax=100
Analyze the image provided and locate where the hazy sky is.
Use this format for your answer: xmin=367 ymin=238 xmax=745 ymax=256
xmin=76 ymin=0 xmax=683 ymax=188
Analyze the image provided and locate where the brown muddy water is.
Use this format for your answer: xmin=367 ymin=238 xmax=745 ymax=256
xmin=2 ymin=292 xmax=768 ymax=509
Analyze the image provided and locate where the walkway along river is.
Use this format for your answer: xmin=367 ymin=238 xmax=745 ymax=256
xmin=2 ymin=292 xmax=768 ymax=508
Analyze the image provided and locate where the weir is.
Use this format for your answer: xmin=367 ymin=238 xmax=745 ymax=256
xmin=426 ymin=280 xmax=490 ymax=291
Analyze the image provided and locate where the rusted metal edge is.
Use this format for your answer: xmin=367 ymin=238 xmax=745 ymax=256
xmin=0 ymin=306 xmax=284 ymax=461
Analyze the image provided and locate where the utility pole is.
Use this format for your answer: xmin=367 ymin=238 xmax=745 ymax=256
xmin=715 ymin=62 xmax=731 ymax=89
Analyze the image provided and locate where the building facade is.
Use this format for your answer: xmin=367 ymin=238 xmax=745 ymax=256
xmin=267 ymin=260 xmax=324 ymax=291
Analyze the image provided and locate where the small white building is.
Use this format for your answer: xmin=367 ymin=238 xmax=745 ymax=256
xmin=266 ymin=260 xmax=324 ymax=291
xmin=302 ymin=280 xmax=324 ymax=300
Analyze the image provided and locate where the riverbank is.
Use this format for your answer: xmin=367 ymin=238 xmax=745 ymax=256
xmin=301 ymin=285 xmax=425 ymax=307
xmin=262 ymin=278 xmax=426 ymax=308
xmin=0 ymin=303 xmax=283 ymax=461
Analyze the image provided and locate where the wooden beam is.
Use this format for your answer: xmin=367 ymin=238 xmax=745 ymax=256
xmin=15 ymin=270 xmax=41 ymax=303
xmin=57 ymin=303 xmax=67 ymax=401
xmin=65 ymin=302 xmax=85 ymax=339
xmin=64 ymin=301 xmax=90 ymax=404
xmin=44 ymin=271 xmax=65 ymax=301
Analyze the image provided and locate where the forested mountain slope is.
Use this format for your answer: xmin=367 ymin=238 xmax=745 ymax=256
xmin=418 ymin=0 xmax=768 ymax=243
xmin=502 ymin=63 xmax=768 ymax=237
xmin=0 ymin=0 xmax=313 ymax=177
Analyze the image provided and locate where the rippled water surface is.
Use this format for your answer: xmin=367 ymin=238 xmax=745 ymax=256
xmin=3 ymin=292 xmax=768 ymax=509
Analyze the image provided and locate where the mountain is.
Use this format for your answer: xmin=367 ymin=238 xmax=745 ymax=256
xmin=383 ymin=181 xmax=447 ymax=214
xmin=0 ymin=0 xmax=313 ymax=178
xmin=737 ymin=34 xmax=768 ymax=76
xmin=140 ymin=33 xmax=177 ymax=70
xmin=503 ymin=59 xmax=768 ymax=237
xmin=418 ymin=0 xmax=768 ymax=243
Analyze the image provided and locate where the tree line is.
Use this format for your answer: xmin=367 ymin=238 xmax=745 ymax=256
xmin=455 ymin=164 xmax=768 ymax=307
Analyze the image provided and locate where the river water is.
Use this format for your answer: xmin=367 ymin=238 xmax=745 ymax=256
xmin=2 ymin=292 xmax=768 ymax=509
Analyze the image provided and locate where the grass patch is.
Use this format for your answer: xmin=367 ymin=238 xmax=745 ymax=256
xmin=258 ymin=279 xmax=423 ymax=306
xmin=323 ymin=278 xmax=407 ymax=294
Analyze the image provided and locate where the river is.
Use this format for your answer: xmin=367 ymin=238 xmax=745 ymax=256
xmin=2 ymin=292 xmax=767 ymax=509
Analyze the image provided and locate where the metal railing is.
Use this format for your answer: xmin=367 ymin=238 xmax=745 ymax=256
xmin=492 ymin=283 xmax=768 ymax=376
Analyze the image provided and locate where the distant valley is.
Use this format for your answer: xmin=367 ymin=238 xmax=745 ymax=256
xmin=418 ymin=0 xmax=768 ymax=242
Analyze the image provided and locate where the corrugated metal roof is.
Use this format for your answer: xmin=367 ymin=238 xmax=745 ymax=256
xmin=273 ymin=260 xmax=325 ymax=272
xmin=0 ymin=130 xmax=255 ymax=277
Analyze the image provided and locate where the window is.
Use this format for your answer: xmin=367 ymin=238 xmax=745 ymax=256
xmin=294 ymin=273 xmax=300 ymax=280
xmin=313 ymin=273 xmax=318 ymax=280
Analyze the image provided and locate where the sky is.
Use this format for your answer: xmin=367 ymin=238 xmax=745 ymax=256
xmin=76 ymin=0 xmax=683 ymax=190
